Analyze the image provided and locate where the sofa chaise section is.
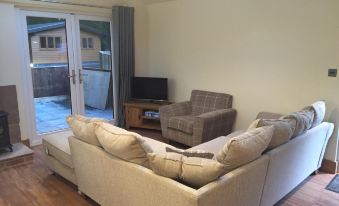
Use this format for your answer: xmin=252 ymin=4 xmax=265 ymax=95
xmin=42 ymin=130 xmax=77 ymax=185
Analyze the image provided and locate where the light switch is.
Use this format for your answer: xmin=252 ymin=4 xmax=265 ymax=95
xmin=328 ymin=68 xmax=337 ymax=77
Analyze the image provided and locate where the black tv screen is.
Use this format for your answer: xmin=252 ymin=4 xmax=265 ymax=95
xmin=131 ymin=77 xmax=168 ymax=101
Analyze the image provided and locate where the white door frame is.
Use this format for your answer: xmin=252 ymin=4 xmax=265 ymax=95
xmin=17 ymin=10 xmax=116 ymax=146
xmin=72 ymin=14 xmax=117 ymax=124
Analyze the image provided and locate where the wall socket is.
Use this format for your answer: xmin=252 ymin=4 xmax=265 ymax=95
xmin=328 ymin=68 xmax=337 ymax=77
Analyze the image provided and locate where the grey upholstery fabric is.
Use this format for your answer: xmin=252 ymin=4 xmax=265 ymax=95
xmin=168 ymin=116 xmax=195 ymax=134
xmin=190 ymin=90 xmax=232 ymax=115
xmin=160 ymin=90 xmax=236 ymax=147
xmin=112 ymin=6 xmax=135 ymax=127
xmin=256 ymin=112 xmax=283 ymax=120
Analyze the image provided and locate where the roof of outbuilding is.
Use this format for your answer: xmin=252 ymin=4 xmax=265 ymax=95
xmin=27 ymin=22 xmax=101 ymax=36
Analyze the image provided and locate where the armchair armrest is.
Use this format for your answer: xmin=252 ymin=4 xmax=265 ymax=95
xmin=193 ymin=109 xmax=236 ymax=145
xmin=159 ymin=101 xmax=191 ymax=138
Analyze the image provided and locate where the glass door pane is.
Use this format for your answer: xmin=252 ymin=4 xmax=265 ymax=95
xmin=78 ymin=20 xmax=113 ymax=119
xmin=26 ymin=16 xmax=73 ymax=134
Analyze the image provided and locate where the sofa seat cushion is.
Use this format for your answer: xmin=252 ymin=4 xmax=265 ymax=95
xmin=168 ymin=115 xmax=195 ymax=134
xmin=190 ymin=130 xmax=245 ymax=155
xmin=42 ymin=130 xmax=74 ymax=169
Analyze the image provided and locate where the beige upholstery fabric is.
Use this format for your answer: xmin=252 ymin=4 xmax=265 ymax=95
xmin=249 ymin=119 xmax=295 ymax=150
xmin=148 ymin=153 xmax=183 ymax=179
xmin=216 ymin=126 xmax=274 ymax=172
xmin=190 ymin=130 xmax=245 ymax=155
xmin=181 ymin=157 xmax=225 ymax=188
xmin=95 ymin=122 xmax=153 ymax=167
xmin=42 ymin=130 xmax=77 ymax=185
xmin=282 ymin=108 xmax=314 ymax=137
xmin=260 ymin=122 xmax=334 ymax=206
xmin=148 ymin=152 xmax=224 ymax=188
xmin=310 ymin=101 xmax=326 ymax=128
xmin=42 ymin=130 xmax=74 ymax=168
xmin=66 ymin=115 xmax=107 ymax=147
xmin=69 ymin=136 xmax=270 ymax=206
xmin=46 ymin=155 xmax=77 ymax=185
xmin=168 ymin=115 xmax=195 ymax=134
xmin=166 ymin=147 xmax=214 ymax=159
xmin=256 ymin=112 xmax=283 ymax=119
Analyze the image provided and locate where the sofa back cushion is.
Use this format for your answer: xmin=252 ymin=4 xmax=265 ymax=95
xmin=190 ymin=90 xmax=232 ymax=115
xmin=66 ymin=115 xmax=107 ymax=147
xmin=282 ymin=108 xmax=314 ymax=137
xmin=249 ymin=119 xmax=295 ymax=150
xmin=95 ymin=122 xmax=153 ymax=167
xmin=216 ymin=126 xmax=274 ymax=172
xmin=309 ymin=101 xmax=326 ymax=128
xmin=148 ymin=152 xmax=225 ymax=188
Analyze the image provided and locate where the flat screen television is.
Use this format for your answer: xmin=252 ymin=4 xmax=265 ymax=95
xmin=131 ymin=77 xmax=168 ymax=101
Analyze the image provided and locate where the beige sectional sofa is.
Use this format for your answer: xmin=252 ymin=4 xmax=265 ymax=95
xmin=60 ymin=114 xmax=333 ymax=206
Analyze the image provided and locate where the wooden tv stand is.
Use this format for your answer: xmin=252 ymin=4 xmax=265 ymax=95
xmin=124 ymin=101 xmax=170 ymax=131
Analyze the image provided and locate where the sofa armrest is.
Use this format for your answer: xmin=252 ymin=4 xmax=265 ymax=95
xmin=192 ymin=109 xmax=236 ymax=145
xmin=159 ymin=101 xmax=191 ymax=138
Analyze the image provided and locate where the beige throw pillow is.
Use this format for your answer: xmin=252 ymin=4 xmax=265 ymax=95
xmin=310 ymin=101 xmax=326 ymax=128
xmin=165 ymin=147 xmax=214 ymax=159
xmin=181 ymin=156 xmax=225 ymax=188
xmin=148 ymin=153 xmax=225 ymax=188
xmin=216 ymin=126 xmax=274 ymax=172
xmin=148 ymin=153 xmax=182 ymax=179
xmin=95 ymin=122 xmax=153 ymax=167
xmin=282 ymin=108 xmax=314 ymax=137
xmin=66 ymin=115 xmax=107 ymax=147
xmin=249 ymin=119 xmax=295 ymax=149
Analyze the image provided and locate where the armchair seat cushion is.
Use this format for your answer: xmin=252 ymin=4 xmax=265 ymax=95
xmin=168 ymin=115 xmax=195 ymax=134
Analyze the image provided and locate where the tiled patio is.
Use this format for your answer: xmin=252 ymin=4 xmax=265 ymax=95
xmin=35 ymin=96 xmax=113 ymax=134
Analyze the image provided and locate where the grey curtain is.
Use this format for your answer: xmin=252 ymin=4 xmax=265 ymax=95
xmin=112 ymin=6 xmax=135 ymax=127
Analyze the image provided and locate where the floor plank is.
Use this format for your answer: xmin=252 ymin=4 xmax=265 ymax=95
xmin=0 ymin=129 xmax=338 ymax=206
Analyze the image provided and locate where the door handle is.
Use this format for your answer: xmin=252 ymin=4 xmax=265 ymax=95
xmin=67 ymin=70 xmax=76 ymax=84
xmin=79 ymin=69 xmax=88 ymax=84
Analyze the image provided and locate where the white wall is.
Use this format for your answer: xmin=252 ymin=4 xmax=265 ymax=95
xmin=0 ymin=3 xmax=27 ymax=142
xmin=142 ymin=0 xmax=339 ymax=162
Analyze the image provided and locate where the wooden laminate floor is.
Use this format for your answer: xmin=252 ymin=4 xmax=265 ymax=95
xmin=0 ymin=129 xmax=338 ymax=206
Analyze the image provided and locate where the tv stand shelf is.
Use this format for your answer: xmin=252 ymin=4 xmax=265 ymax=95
xmin=124 ymin=101 xmax=170 ymax=131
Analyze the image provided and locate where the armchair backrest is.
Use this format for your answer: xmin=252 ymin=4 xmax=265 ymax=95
xmin=190 ymin=90 xmax=233 ymax=115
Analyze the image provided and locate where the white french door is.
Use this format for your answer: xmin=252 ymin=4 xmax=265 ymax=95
xmin=19 ymin=10 xmax=115 ymax=145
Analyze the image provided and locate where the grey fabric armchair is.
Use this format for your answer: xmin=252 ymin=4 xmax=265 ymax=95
xmin=159 ymin=90 xmax=236 ymax=146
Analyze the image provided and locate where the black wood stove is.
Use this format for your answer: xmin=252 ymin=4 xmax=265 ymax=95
xmin=0 ymin=111 xmax=12 ymax=152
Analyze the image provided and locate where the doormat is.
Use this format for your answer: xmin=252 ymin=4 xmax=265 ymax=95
xmin=326 ymin=174 xmax=339 ymax=193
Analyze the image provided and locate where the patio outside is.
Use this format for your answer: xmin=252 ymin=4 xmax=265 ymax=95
xmin=35 ymin=95 xmax=113 ymax=134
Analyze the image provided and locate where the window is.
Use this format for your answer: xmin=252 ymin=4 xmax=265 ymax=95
xmin=40 ymin=37 xmax=46 ymax=48
xmin=39 ymin=36 xmax=62 ymax=49
xmin=82 ymin=37 xmax=94 ymax=49
xmin=55 ymin=37 xmax=61 ymax=48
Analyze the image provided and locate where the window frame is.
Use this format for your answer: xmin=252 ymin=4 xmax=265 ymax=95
xmin=81 ymin=37 xmax=94 ymax=49
xmin=39 ymin=35 xmax=62 ymax=50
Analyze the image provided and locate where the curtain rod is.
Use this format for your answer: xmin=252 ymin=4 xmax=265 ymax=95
xmin=29 ymin=0 xmax=118 ymax=9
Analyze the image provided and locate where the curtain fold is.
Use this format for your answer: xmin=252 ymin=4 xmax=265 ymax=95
xmin=112 ymin=6 xmax=135 ymax=127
